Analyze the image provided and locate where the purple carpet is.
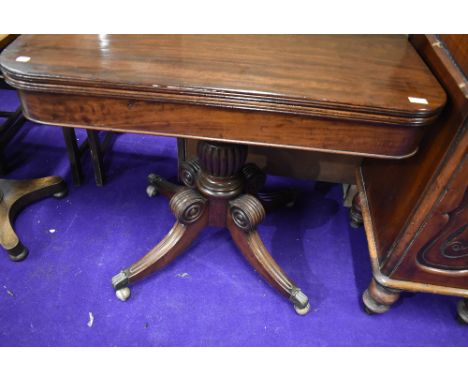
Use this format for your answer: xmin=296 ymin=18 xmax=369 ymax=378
xmin=0 ymin=89 xmax=466 ymax=346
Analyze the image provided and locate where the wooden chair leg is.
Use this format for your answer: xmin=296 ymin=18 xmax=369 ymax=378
xmin=0 ymin=107 xmax=26 ymax=175
xmin=0 ymin=176 xmax=67 ymax=260
xmin=0 ymin=108 xmax=25 ymax=147
xmin=86 ymin=130 xmax=105 ymax=187
xmin=227 ymin=194 xmax=310 ymax=315
xmin=62 ymin=127 xmax=83 ymax=186
xmin=112 ymin=188 xmax=208 ymax=301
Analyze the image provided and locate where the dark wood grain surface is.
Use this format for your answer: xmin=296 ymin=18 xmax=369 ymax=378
xmin=0 ymin=35 xmax=446 ymax=126
xmin=439 ymin=34 xmax=468 ymax=77
xmin=359 ymin=34 xmax=468 ymax=298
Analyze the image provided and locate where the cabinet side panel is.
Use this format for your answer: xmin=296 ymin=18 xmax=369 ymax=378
xmin=362 ymin=35 xmax=467 ymax=268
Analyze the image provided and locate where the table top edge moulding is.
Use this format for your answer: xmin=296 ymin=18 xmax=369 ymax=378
xmin=0 ymin=35 xmax=448 ymax=159
xmin=0 ymin=35 xmax=446 ymax=126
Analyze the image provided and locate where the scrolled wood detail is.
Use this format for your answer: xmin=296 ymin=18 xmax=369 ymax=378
xmin=440 ymin=224 xmax=468 ymax=259
xmin=169 ymin=188 xmax=207 ymax=224
xmin=417 ymin=187 xmax=468 ymax=272
xmin=229 ymin=194 xmax=265 ymax=231
xmin=179 ymin=158 xmax=201 ymax=188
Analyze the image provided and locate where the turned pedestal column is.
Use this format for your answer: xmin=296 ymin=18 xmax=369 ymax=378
xmin=112 ymin=140 xmax=310 ymax=315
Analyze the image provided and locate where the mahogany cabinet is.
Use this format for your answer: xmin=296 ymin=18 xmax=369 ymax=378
xmin=358 ymin=35 xmax=468 ymax=323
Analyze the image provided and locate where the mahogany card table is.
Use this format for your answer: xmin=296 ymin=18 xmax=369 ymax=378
xmin=0 ymin=35 xmax=446 ymax=314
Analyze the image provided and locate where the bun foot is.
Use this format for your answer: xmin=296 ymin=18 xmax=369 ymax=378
xmin=457 ymin=299 xmax=468 ymax=324
xmin=362 ymin=279 xmax=400 ymax=314
xmin=362 ymin=289 xmax=390 ymax=314
xmin=115 ymin=287 xmax=131 ymax=302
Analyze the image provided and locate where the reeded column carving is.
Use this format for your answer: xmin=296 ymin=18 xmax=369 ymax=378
xmin=196 ymin=141 xmax=247 ymax=198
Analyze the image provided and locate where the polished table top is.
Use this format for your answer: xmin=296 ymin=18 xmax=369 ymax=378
xmin=0 ymin=35 xmax=447 ymax=158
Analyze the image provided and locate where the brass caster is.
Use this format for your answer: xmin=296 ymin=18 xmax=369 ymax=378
xmin=146 ymin=185 xmax=158 ymax=198
xmin=115 ymin=287 xmax=131 ymax=302
xmin=294 ymin=302 xmax=311 ymax=316
xmin=53 ymin=189 xmax=68 ymax=199
xmin=146 ymin=173 xmax=159 ymax=197
xmin=290 ymin=288 xmax=310 ymax=316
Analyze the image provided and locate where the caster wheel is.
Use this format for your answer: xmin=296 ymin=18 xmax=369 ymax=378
xmin=294 ymin=302 xmax=311 ymax=316
xmin=8 ymin=245 xmax=29 ymax=262
xmin=146 ymin=185 xmax=158 ymax=198
xmin=115 ymin=287 xmax=131 ymax=302
xmin=53 ymin=189 xmax=68 ymax=199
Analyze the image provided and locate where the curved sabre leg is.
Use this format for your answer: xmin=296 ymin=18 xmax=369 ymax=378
xmin=112 ymin=188 xmax=208 ymax=301
xmin=227 ymin=194 xmax=310 ymax=315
